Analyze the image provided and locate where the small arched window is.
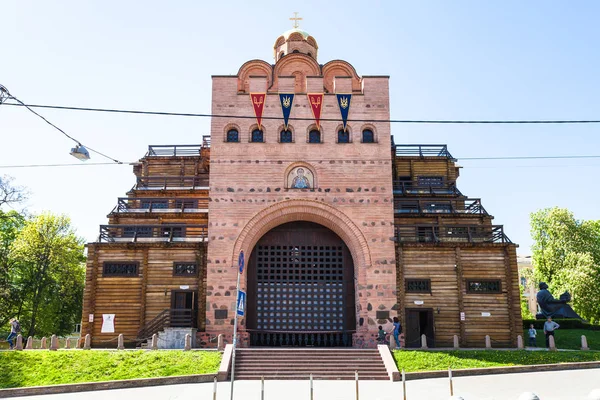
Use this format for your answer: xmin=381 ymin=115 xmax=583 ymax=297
xmin=292 ymin=49 xmax=300 ymax=53
xmin=279 ymin=51 xmax=284 ymax=60
xmin=337 ymin=129 xmax=350 ymax=143
xmin=308 ymin=130 xmax=321 ymax=143
xmin=362 ymin=129 xmax=374 ymax=143
xmin=280 ymin=130 xmax=293 ymax=143
xmin=226 ymin=129 xmax=239 ymax=143
xmin=251 ymin=129 xmax=264 ymax=143
xmin=307 ymin=52 xmax=313 ymax=58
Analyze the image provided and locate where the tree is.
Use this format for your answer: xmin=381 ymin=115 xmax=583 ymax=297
xmin=530 ymin=207 xmax=600 ymax=322
xmin=0 ymin=175 xmax=27 ymax=209
xmin=10 ymin=213 xmax=85 ymax=337
xmin=0 ymin=210 xmax=26 ymax=326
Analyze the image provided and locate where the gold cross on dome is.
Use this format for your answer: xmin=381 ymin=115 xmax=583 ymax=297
xmin=290 ymin=12 xmax=302 ymax=28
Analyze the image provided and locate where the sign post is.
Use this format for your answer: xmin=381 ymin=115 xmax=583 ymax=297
xmin=230 ymin=251 xmax=244 ymax=400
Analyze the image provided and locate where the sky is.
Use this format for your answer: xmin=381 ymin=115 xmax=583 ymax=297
xmin=1 ymin=0 xmax=599 ymax=253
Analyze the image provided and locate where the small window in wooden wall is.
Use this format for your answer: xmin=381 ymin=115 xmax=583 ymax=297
xmin=417 ymin=176 xmax=444 ymax=186
xmin=406 ymin=279 xmax=431 ymax=293
xmin=103 ymin=262 xmax=139 ymax=277
xmin=173 ymin=262 xmax=197 ymax=276
xmin=466 ymin=280 xmax=501 ymax=294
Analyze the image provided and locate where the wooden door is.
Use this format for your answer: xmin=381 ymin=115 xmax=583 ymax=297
xmin=405 ymin=310 xmax=421 ymax=348
xmin=171 ymin=291 xmax=196 ymax=327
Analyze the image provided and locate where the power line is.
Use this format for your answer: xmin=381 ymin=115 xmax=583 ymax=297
xmin=0 ymin=162 xmax=130 ymax=169
xmin=2 ymin=101 xmax=600 ymax=124
xmin=461 ymin=155 xmax=600 ymax=160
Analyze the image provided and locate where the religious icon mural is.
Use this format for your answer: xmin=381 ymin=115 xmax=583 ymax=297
xmin=287 ymin=167 xmax=314 ymax=189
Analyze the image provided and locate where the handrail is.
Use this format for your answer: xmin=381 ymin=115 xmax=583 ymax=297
xmin=113 ymin=197 xmax=209 ymax=212
xmin=99 ymin=224 xmax=207 ymax=242
xmin=394 ymin=198 xmax=487 ymax=215
xmin=393 ymin=181 xmax=463 ymax=196
xmin=393 ymin=144 xmax=455 ymax=160
xmin=135 ymin=176 xmax=209 ymax=189
xmin=395 ymin=224 xmax=511 ymax=244
xmin=137 ymin=308 xmax=197 ymax=340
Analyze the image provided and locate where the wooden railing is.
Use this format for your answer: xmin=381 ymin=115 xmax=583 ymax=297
xmin=137 ymin=309 xmax=197 ymax=340
xmin=146 ymin=137 xmax=210 ymax=157
xmin=135 ymin=176 xmax=209 ymax=189
xmin=99 ymin=224 xmax=207 ymax=242
xmin=395 ymin=225 xmax=511 ymax=244
xmin=113 ymin=197 xmax=209 ymax=213
xmin=247 ymin=330 xmax=354 ymax=347
xmin=393 ymin=181 xmax=463 ymax=196
xmin=394 ymin=198 xmax=487 ymax=215
xmin=394 ymin=144 xmax=455 ymax=159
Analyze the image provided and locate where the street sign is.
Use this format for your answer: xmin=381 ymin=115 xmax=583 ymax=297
xmin=238 ymin=251 xmax=245 ymax=274
xmin=236 ymin=290 xmax=246 ymax=317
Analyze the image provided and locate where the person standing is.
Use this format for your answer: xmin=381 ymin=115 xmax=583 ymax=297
xmin=391 ymin=317 xmax=402 ymax=349
xmin=543 ymin=316 xmax=560 ymax=348
xmin=6 ymin=318 xmax=20 ymax=350
xmin=528 ymin=323 xmax=537 ymax=347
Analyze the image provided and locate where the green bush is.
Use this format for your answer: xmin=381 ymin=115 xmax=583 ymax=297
xmin=522 ymin=318 xmax=600 ymax=330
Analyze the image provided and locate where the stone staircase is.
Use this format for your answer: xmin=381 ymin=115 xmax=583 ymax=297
xmin=230 ymin=348 xmax=390 ymax=380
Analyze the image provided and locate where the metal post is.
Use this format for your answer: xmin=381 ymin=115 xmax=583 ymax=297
xmin=355 ymin=370 xmax=359 ymax=400
xmin=230 ymin=268 xmax=241 ymax=400
xmin=402 ymin=369 xmax=406 ymax=400
xmin=310 ymin=373 xmax=313 ymax=400
xmin=449 ymin=367 xmax=453 ymax=396
xmin=261 ymin=376 xmax=265 ymax=400
xmin=213 ymin=376 xmax=217 ymax=400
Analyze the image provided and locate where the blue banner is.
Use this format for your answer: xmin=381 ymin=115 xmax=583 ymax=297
xmin=279 ymin=93 xmax=295 ymax=130
xmin=336 ymin=94 xmax=352 ymax=131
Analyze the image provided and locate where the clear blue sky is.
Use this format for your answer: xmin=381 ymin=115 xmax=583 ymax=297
xmin=1 ymin=0 xmax=599 ymax=253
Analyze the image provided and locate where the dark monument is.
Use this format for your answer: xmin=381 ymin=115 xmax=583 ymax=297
xmin=536 ymin=282 xmax=581 ymax=319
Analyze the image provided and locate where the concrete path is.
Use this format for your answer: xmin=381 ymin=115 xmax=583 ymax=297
xmin=9 ymin=369 xmax=600 ymax=400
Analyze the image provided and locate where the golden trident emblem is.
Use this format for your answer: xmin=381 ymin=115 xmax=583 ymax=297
xmin=253 ymin=96 xmax=263 ymax=107
xmin=339 ymin=96 xmax=349 ymax=109
xmin=282 ymin=96 xmax=291 ymax=108
xmin=310 ymin=97 xmax=321 ymax=107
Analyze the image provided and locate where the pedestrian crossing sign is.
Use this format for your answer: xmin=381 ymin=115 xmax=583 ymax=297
xmin=236 ymin=290 xmax=246 ymax=317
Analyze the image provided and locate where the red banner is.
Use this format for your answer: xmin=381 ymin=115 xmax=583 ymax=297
xmin=307 ymin=93 xmax=324 ymax=129
xmin=250 ymin=93 xmax=266 ymax=129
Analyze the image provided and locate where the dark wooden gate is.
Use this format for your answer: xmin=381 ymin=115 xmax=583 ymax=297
xmin=404 ymin=308 xmax=435 ymax=348
xmin=247 ymin=222 xmax=356 ymax=347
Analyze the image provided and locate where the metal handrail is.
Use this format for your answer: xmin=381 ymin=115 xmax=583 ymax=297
xmin=393 ymin=181 xmax=463 ymax=196
xmin=113 ymin=197 xmax=209 ymax=212
xmin=395 ymin=224 xmax=512 ymax=244
xmin=137 ymin=308 xmax=197 ymax=340
xmin=394 ymin=198 xmax=487 ymax=215
xmin=99 ymin=224 xmax=207 ymax=242
xmin=393 ymin=144 xmax=455 ymax=160
xmin=135 ymin=176 xmax=209 ymax=189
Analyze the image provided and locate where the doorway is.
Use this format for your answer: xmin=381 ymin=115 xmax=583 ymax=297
xmin=404 ymin=308 xmax=435 ymax=348
xmin=171 ymin=290 xmax=197 ymax=328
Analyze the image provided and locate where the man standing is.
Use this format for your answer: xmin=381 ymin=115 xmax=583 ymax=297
xmin=543 ymin=316 xmax=560 ymax=348
xmin=6 ymin=318 xmax=20 ymax=350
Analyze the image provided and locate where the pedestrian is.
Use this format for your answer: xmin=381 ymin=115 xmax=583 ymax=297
xmin=543 ymin=316 xmax=560 ymax=348
xmin=377 ymin=325 xmax=389 ymax=345
xmin=391 ymin=317 xmax=402 ymax=349
xmin=528 ymin=323 xmax=537 ymax=347
xmin=6 ymin=318 xmax=20 ymax=350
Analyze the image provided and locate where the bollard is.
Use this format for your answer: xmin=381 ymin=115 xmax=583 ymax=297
xmin=402 ymin=369 xmax=407 ymax=400
xmin=517 ymin=392 xmax=540 ymax=400
xmin=582 ymin=335 xmax=590 ymax=351
xmin=453 ymin=335 xmax=459 ymax=349
xmin=15 ymin=335 xmax=23 ymax=350
xmin=355 ymin=370 xmax=359 ymax=400
xmin=548 ymin=335 xmax=557 ymax=351
xmin=83 ymin=334 xmax=91 ymax=350
xmin=50 ymin=335 xmax=58 ymax=351
xmin=218 ymin=334 xmax=224 ymax=351
xmin=587 ymin=388 xmax=600 ymax=400
xmin=25 ymin=336 xmax=33 ymax=350
xmin=151 ymin=334 xmax=158 ymax=350
xmin=213 ymin=375 xmax=217 ymax=400
xmin=448 ymin=367 xmax=453 ymax=396
xmin=517 ymin=335 xmax=524 ymax=349
xmin=421 ymin=334 xmax=428 ymax=349
xmin=40 ymin=337 xmax=47 ymax=349
xmin=261 ymin=375 xmax=265 ymax=400
xmin=310 ymin=373 xmax=313 ymax=400
xmin=184 ymin=333 xmax=191 ymax=351
xmin=117 ymin=334 xmax=125 ymax=350
xmin=485 ymin=335 xmax=492 ymax=349
xmin=65 ymin=338 xmax=71 ymax=349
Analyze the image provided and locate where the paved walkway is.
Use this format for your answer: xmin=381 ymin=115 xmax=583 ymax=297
xmin=9 ymin=369 xmax=600 ymax=400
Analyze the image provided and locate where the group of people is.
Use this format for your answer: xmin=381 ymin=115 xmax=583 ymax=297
xmin=377 ymin=317 xmax=403 ymax=349
xmin=528 ymin=316 xmax=560 ymax=348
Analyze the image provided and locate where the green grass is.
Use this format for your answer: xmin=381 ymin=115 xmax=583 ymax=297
xmin=0 ymin=350 xmax=221 ymax=389
xmin=523 ymin=328 xmax=599 ymax=350
xmin=393 ymin=350 xmax=600 ymax=372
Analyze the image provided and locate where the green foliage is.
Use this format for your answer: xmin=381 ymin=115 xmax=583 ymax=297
xmin=520 ymin=285 xmax=534 ymax=320
xmin=392 ymin=349 xmax=600 ymax=372
xmin=0 ymin=210 xmax=26 ymax=326
xmin=520 ymin=328 xmax=600 ymax=350
xmin=0 ymin=350 xmax=221 ymax=388
xmin=523 ymin=319 xmax=600 ymax=330
xmin=530 ymin=207 xmax=600 ymax=321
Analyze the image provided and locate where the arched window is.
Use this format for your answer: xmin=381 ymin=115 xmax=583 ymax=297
xmin=280 ymin=129 xmax=293 ymax=143
xmin=292 ymin=49 xmax=300 ymax=53
xmin=337 ymin=129 xmax=350 ymax=143
xmin=279 ymin=52 xmax=284 ymax=60
xmin=362 ymin=129 xmax=374 ymax=143
xmin=308 ymin=130 xmax=321 ymax=143
xmin=307 ymin=52 xmax=313 ymax=58
xmin=251 ymin=129 xmax=264 ymax=143
xmin=226 ymin=129 xmax=239 ymax=143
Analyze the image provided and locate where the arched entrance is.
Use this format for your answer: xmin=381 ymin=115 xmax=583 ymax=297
xmin=246 ymin=221 xmax=356 ymax=347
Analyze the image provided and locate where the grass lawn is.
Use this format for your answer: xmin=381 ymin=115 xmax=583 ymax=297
xmin=393 ymin=350 xmax=600 ymax=373
xmin=0 ymin=350 xmax=221 ymax=389
xmin=523 ymin=328 xmax=599 ymax=350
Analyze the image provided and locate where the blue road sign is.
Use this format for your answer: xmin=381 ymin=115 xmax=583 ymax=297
xmin=236 ymin=290 xmax=246 ymax=317
xmin=238 ymin=251 xmax=245 ymax=274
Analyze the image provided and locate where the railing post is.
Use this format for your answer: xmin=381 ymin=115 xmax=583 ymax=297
xmin=25 ymin=336 xmax=33 ymax=350
xmin=50 ymin=335 xmax=58 ymax=351
xmin=582 ymin=335 xmax=589 ymax=351
xmin=84 ymin=334 xmax=91 ymax=350
xmin=421 ymin=334 xmax=428 ymax=349
xmin=355 ymin=370 xmax=359 ymax=400
xmin=15 ymin=334 xmax=23 ymax=351
xmin=40 ymin=337 xmax=47 ymax=349
xmin=118 ymin=334 xmax=125 ymax=350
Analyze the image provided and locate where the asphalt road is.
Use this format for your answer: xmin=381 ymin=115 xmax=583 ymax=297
xmin=9 ymin=369 xmax=600 ymax=400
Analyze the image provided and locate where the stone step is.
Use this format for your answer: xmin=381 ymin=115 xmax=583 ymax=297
xmin=233 ymin=373 xmax=389 ymax=380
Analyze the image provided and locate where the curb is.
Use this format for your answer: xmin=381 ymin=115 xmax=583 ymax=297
xmin=0 ymin=373 xmax=218 ymax=398
xmin=403 ymin=360 xmax=600 ymax=380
